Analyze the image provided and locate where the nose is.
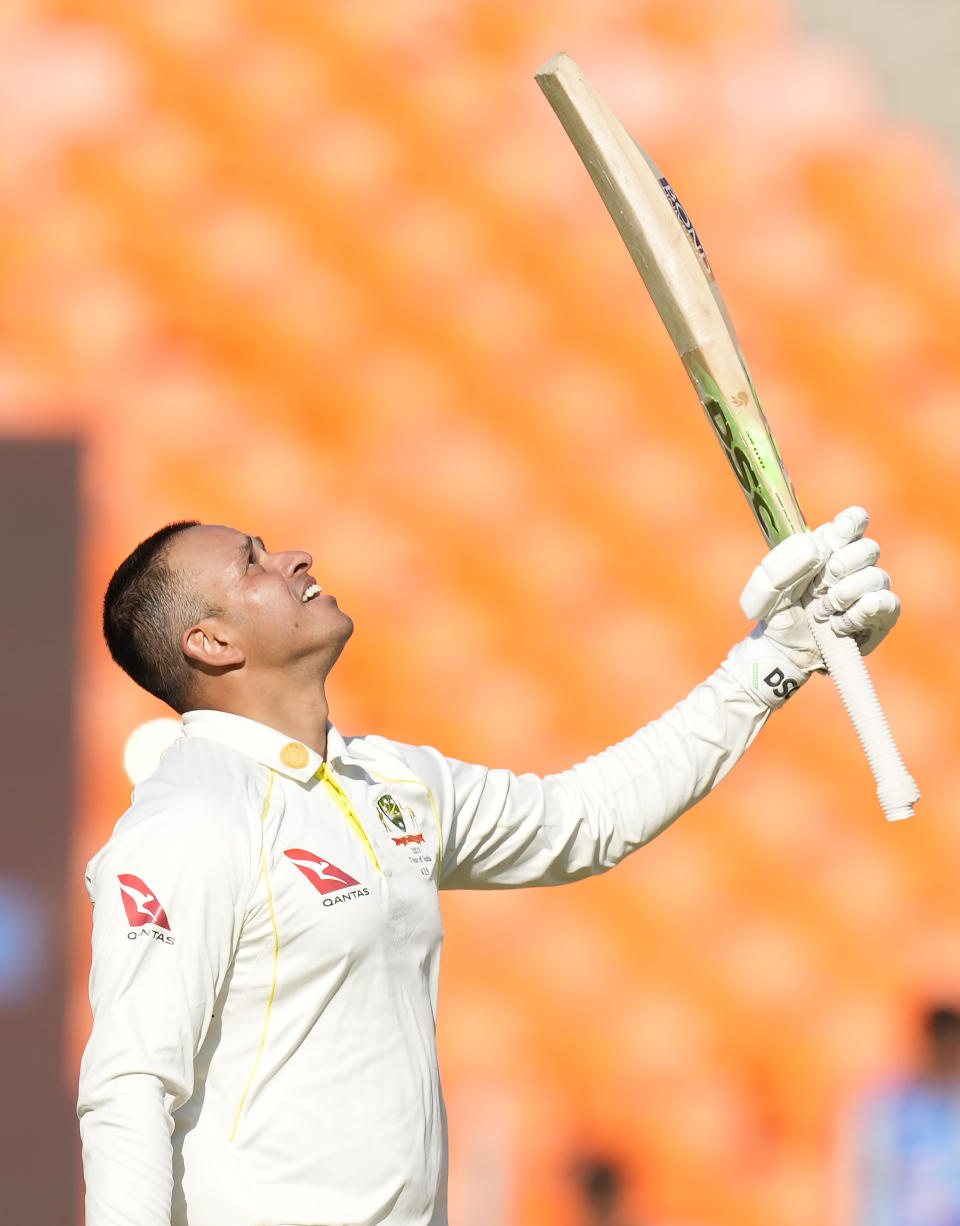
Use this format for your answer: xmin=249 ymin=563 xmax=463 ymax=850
xmin=275 ymin=549 xmax=312 ymax=577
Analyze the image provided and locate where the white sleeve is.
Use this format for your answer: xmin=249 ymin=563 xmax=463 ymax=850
xmin=78 ymin=798 xmax=257 ymax=1226
xmin=394 ymin=659 xmax=771 ymax=889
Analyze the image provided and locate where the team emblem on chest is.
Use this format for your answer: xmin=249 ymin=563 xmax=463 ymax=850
xmin=375 ymin=793 xmax=434 ymax=879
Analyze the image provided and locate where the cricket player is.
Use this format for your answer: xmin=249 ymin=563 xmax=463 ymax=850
xmin=79 ymin=507 xmax=899 ymax=1226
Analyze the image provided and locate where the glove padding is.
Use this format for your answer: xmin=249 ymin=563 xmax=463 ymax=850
xmin=727 ymin=507 xmax=900 ymax=707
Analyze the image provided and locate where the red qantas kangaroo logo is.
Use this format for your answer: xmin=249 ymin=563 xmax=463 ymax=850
xmin=117 ymin=874 xmax=171 ymax=929
xmin=283 ymin=848 xmax=360 ymax=895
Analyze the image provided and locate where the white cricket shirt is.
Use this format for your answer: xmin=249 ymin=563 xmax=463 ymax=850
xmin=79 ymin=659 xmax=772 ymax=1226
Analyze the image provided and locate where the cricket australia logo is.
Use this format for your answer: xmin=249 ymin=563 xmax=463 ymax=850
xmin=376 ymin=793 xmax=413 ymax=835
xmin=375 ymin=793 xmax=434 ymax=880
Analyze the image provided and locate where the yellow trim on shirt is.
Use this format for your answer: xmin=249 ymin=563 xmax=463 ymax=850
xmin=229 ymin=770 xmax=279 ymax=1142
xmin=316 ymin=763 xmax=382 ymax=873
xmin=366 ymin=769 xmax=444 ymax=872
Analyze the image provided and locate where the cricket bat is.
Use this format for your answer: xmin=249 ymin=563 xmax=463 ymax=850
xmin=536 ymin=52 xmax=919 ymax=822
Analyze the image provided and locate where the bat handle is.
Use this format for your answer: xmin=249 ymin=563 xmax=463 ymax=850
xmin=806 ymin=612 xmax=919 ymax=821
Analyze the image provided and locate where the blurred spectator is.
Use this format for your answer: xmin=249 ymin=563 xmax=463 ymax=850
xmin=574 ymin=1158 xmax=638 ymax=1226
xmin=845 ymin=1005 xmax=960 ymax=1226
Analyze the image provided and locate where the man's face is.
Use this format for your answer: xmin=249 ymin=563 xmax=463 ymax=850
xmin=167 ymin=524 xmax=353 ymax=674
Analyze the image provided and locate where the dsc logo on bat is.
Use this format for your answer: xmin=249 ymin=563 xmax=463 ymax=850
xmin=704 ymin=399 xmax=778 ymax=544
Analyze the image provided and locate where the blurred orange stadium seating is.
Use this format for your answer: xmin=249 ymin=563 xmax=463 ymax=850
xmin=1 ymin=0 xmax=959 ymax=1222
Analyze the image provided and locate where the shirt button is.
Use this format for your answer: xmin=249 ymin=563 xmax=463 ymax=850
xmin=280 ymin=742 xmax=310 ymax=769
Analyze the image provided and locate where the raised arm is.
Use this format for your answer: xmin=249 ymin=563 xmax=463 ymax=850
xmin=398 ymin=508 xmax=898 ymax=889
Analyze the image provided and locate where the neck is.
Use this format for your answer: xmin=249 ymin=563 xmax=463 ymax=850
xmin=196 ymin=680 xmax=332 ymax=759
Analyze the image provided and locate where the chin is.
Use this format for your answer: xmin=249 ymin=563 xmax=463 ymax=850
xmin=334 ymin=607 xmax=354 ymax=640
xmin=325 ymin=609 xmax=354 ymax=663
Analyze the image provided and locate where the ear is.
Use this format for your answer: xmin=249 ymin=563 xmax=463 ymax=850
xmin=182 ymin=620 xmax=245 ymax=669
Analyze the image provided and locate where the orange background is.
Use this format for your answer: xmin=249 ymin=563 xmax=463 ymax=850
xmin=2 ymin=1 xmax=959 ymax=1222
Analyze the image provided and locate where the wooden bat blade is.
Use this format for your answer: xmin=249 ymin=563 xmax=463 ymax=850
xmin=535 ymin=52 xmax=802 ymax=547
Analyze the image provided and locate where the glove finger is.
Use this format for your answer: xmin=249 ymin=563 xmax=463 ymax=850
xmin=831 ymin=590 xmax=900 ymax=655
xmin=740 ymin=532 xmax=822 ymax=622
xmin=832 ymin=505 xmax=870 ymax=546
xmin=813 ymin=505 xmax=869 ymax=554
xmin=821 ymin=566 xmax=891 ymax=614
xmin=833 ymin=588 xmax=900 ymax=632
xmin=825 ymin=537 xmax=881 ymax=582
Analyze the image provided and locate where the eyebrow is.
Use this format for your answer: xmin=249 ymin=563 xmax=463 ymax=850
xmin=237 ymin=534 xmax=267 ymax=563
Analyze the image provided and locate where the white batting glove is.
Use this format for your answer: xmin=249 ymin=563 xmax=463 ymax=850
xmin=726 ymin=507 xmax=900 ymax=708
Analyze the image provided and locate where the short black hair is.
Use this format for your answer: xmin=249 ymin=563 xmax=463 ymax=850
xmin=103 ymin=521 xmax=214 ymax=713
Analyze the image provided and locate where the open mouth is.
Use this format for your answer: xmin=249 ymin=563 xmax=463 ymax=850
xmin=301 ymin=583 xmax=324 ymax=603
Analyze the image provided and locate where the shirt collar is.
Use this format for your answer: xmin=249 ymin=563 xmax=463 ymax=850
xmin=181 ymin=710 xmax=360 ymax=782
